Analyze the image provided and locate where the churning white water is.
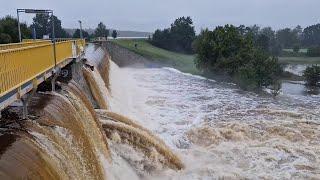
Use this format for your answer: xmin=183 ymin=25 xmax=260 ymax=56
xmin=108 ymin=61 xmax=320 ymax=179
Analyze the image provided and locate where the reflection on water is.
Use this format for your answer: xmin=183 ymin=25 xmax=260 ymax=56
xmin=111 ymin=65 xmax=320 ymax=179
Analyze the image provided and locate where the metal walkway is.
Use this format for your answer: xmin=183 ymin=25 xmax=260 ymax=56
xmin=0 ymin=39 xmax=85 ymax=112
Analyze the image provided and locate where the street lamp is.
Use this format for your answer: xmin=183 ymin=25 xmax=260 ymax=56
xmin=78 ymin=20 xmax=83 ymax=39
xmin=17 ymin=9 xmax=57 ymax=68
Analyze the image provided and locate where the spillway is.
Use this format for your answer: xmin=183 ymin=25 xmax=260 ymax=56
xmin=0 ymin=43 xmax=184 ymax=179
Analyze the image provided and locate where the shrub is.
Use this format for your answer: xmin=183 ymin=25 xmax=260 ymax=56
xmin=304 ymin=65 xmax=320 ymax=87
xmin=307 ymin=47 xmax=320 ymax=57
xmin=293 ymin=44 xmax=300 ymax=53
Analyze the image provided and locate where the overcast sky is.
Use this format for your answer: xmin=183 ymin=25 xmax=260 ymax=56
xmin=1 ymin=0 xmax=320 ymax=32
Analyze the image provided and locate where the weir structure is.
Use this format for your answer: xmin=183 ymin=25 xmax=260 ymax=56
xmin=0 ymin=39 xmax=85 ymax=119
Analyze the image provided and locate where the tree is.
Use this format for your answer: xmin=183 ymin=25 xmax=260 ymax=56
xmin=72 ymin=29 xmax=90 ymax=40
xmin=48 ymin=15 xmax=70 ymax=38
xmin=260 ymin=27 xmax=281 ymax=56
xmin=150 ymin=16 xmax=195 ymax=54
xmin=32 ymin=14 xmax=50 ymax=39
xmin=304 ymin=65 xmax=320 ymax=87
xmin=193 ymin=25 xmax=252 ymax=74
xmin=293 ymin=44 xmax=300 ymax=53
xmin=112 ymin=30 xmax=118 ymax=39
xmin=32 ymin=14 xmax=69 ymax=39
xmin=193 ymin=25 xmax=282 ymax=90
xmin=256 ymin=34 xmax=270 ymax=52
xmin=0 ymin=16 xmax=31 ymax=43
xmin=94 ymin=22 xmax=109 ymax=38
xmin=150 ymin=28 xmax=171 ymax=49
xmin=302 ymin=24 xmax=320 ymax=47
xmin=170 ymin=16 xmax=196 ymax=53
xmin=276 ymin=28 xmax=299 ymax=49
xmin=293 ymin=25 xmax=303 ymax=41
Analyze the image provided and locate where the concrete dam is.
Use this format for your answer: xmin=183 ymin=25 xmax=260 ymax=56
xmin=1 ymin=42 xmax=320 ymax=179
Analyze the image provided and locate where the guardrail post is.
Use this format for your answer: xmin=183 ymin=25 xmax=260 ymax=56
xmin=51 ymin=68 xmax=60 ymax=92
xmin=21 ymin=88 xmax=36 ymax=120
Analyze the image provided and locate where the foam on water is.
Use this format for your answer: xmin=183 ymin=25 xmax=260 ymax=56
xmin=162 ymin=67 xmax=216 ymax=82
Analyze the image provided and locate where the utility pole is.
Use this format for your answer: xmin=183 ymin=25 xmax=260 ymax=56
xmin=17 ymin=9 xmax=22 ymax=42
xmin=79 ymin=20 xmax=83 ymax=39
xmin=51 ymin=12 xmax=57 ymax=68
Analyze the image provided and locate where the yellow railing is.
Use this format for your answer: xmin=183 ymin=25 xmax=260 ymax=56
xmin=22 ymin=39 xmax=51 ymax=43
xmin=0 ymin=40 xmax=51 ymax=51
xmin=0 ymin=39 xmax=85 ymax=97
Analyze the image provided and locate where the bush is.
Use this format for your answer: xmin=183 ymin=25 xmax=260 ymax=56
xmin=293 ymin=44 xmax=300 ymax=53
xmin=307 ymin=47 xmax=320 ymax=57
xmin=304 ymin=65 xmax=320 ymax=87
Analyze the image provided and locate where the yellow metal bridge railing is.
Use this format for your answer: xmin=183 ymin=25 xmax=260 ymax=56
xmin=0 ymin=40 xmax=51 ymax=51
xmin=0 ymin=39 xmax=85 ymax=98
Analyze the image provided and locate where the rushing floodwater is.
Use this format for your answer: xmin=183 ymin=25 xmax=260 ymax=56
xmin=1 ymin=44 xmax=318 ymax=179
xmin=109 ymin=61 xmax=320 ymax=179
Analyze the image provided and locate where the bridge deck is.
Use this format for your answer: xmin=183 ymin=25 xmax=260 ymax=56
xmin=0 ymin=39 xmax=85 ymax=111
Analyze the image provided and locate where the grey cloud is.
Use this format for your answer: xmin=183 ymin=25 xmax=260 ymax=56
xmin=1 ymin=0 xmax=319 ymax=32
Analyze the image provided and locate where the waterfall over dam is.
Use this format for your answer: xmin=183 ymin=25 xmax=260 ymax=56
xmin=0 ymin=43 xmax=183 ymax=179
xmin=0 ymin=42 xmax=320 ymax=179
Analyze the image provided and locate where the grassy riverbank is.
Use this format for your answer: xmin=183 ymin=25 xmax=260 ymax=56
xmin=111 ymin=39 xmax=200 ymax=74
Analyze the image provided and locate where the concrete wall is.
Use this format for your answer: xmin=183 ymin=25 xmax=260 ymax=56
xmin=105 ymin=41 xmax=150 ymax=68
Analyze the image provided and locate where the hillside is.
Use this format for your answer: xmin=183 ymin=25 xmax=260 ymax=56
xmin=111 ymin=39 xmax=199 ymax=74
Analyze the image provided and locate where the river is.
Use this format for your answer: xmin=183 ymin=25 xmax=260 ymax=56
xmin=108 ymin=60 xmax=320 ymax=179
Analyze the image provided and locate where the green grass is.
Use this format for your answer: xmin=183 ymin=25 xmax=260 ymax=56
xmin=111 ymin=39 xmax=199 ymax=74
xmin=279 ymin=57 xmax=320 ymax=64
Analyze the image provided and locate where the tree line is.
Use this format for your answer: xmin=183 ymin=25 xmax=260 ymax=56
xmin=151 ymin=18 xmax=320 ymax=56
xmin=0 ymin=15 xmax=118 ymax=44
